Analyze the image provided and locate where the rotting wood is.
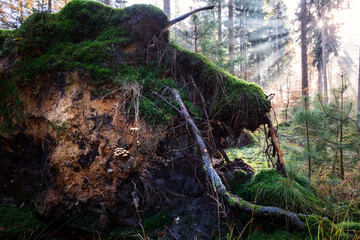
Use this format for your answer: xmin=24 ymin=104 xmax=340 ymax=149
xmin=170 ymin=88 xmax=305 ymax=229
xmin=265 ymin=114 xmax=287 ymax=177
xmin=168 ymin=6 xmax=215 ymax=27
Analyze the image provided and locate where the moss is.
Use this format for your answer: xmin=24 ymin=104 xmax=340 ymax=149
xmin=248 ymin=229 xmax=310 ymax=240
xmin=229 ymin=170 xmax=248 ymax=194
xmin=3 ymin=0 xmax=269 ymax=129
xmin=108 ymin=227 xmax=140 ymax=240
xmin=0 ymin=76 xmax=21 ymax=133
xmin=0 ymin=204 xmax=44 ymax=238
xmin=237 ymin=169 xmax=327 ymax=215
xmin=68 ymin=210 xmax=103 ymax=232
xmin=167 ymin=43 xmax=271 ymax=131
xmin=142 ymin=209 xmax=172 ymax=231
xmin=336 ymin=221 xmax=360 ymax=232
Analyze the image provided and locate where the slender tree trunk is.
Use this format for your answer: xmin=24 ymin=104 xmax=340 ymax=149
xmin=304 ymin=97 xmax=311 ymax=181
xmin=242 ymin=6 xmax=247 ymax=79
xmin=257 ymin=58 xmax=261 ymax=85
xmin=275 ymin=0 xmax=280 ymax=76
xmin=300 ymin=0 xmax=308 ymax=96
xmin=340 ymin=75 xmax=344 ymax=180
xmin=48 ymin=0 xmax=51 ymax=12
xmin=217 ymin=0 xmax=222 ymax=59
xmin=285 ymin=76 xmax=291 ymax=121
xmin=164 ymin=0 xmax=170 ymax=18
xmin=318 ymin=68 xmax=323 ymax=97
xmin=19 ymin=0 xmax=23 ymax=23
xmin=321 ymin=1 xmax=328 ymax=102
xmin=228 ymin=0 xmax=234 ymax=73
xmin=194 ymin=25 xmax=198 ymax=53
xmin=358 ymin=45 xmax=360 ymax=124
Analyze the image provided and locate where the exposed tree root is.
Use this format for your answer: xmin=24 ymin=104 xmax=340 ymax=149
xmin=265 ymin=114 xmax=287 ymax=177
xmin=170 ymin=88 xmax=305 ymax=230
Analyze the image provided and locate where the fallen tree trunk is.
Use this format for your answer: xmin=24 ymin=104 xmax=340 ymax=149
xmin=170 ymin=88 xmax=305 ymax=229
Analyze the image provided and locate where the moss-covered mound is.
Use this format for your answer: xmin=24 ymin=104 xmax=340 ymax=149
xmin=233 ymin=169 xmax=326 ymax=215
xmin=0 ymin=0 xmax=270 ymax=131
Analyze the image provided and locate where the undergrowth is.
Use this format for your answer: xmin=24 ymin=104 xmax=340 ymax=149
xmin=0 ymin=204 xmax=44 ymax=239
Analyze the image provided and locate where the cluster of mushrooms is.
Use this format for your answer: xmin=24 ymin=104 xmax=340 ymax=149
xmin=114 ymin=147 xmax=130 ymax=157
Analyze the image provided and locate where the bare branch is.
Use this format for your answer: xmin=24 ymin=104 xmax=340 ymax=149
xmin=168 ymin=6 xmax=215 ymax=27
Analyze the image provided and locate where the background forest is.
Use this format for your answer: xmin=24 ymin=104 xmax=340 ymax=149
xmin=0 ymin=0 xmax=360 ymax=239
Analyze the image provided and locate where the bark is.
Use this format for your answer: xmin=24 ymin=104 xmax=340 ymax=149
xmin=48 ymin=0 xmax=51 ymax=12
xmin=265 ymin=114 xmax=287 ymax=177
xmin=170 ymin=88 xmax=305 ymax=230
xmin=228 ymin=0 xmax=234 ymax=73
xmin=318 ymin=68 xmax=323 ymax=97
xmin=275 ymin=0 xmax=280 ymax=76
xmin=340 ymin=75 xmax=344 ymax=180
xmin=217 ymin=0 xmax=222 ymax=58
xmin=242 ymin=6 xmax=247 ymax=78
xmin=358 ymin=45 xmax=360 ymax=124
xmin=321 ymin=1 xmax=328 ymax=102
xmin=169 ymin=6 xmax=215 ymax=27
xmin=164 ymin=0 xmax=170 ymax=18
xmin=300 ymin=0 xmax=309 ymax=96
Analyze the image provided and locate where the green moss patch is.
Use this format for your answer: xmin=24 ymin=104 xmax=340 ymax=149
xmin=1 ymin=0 xmax=269 ymax=130
xmin=0 ymin=76 xmax=21 ymax=134
xmin=235 ymin=169 xmax=326 ymax=215
xmin=166 ymin=43 xmax=271 ymax=131
xmin=0 ymin=204 xmax=44 ymax=238
xmin=142 ymin=209 xmax=172 ymax=231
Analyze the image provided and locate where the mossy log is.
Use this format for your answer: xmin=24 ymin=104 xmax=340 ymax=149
xmin=170 ymin=88 xmax=305 ymax=230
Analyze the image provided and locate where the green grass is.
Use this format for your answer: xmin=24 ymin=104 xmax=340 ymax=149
xmin=142 ymin=209 xmax=172 ymax=231
xmin=234 ymin=169 xmax=327 ymax=215
xmin=0 ymin=204 xmax=44 ymax=239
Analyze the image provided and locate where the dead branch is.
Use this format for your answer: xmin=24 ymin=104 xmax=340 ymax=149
xmin=265 ymin=114 xmax=287 ymax=177
xmin=170 ymin=88 xmax=304 ymax=229
xmin=168 ymin=6 xmax=215 ymax=27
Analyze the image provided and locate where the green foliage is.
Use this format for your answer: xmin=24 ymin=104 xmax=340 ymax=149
xmin=238 ymin=169 xmax=326 ymax=215
xmin=248 ymin=229 xmax=310 ymax=240
xmin=0 ymin=29 xmax=14 ymax=55
xmin=0 ymin=204 xmax=44 ymax=238
xmin=291 ymin=93 xmax=359 ymax=175
xmin=142 ymin=209 xmax=172 ymax=231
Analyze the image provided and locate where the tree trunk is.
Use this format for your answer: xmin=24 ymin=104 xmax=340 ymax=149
xmin=242 ymin=6 xmax=247 ymax=79
xmin=318 ymin=68 xmax=323 ymax=97
xmin=358 ymin=45 xmax=360 ymax=124
xmin=228 ymin=0 xmax=234 ymax=73
xmin=164 ymin=0 xmax=170 ymax=18
xmin=217 ymin=0 xmax=222 ymax=59
xmin=321 ymin=1 xmax=328 ymax=102
xmin=48 ymin=0 xmax=51 ymax=12
xmin=275 ymin=0 xmax=280 ymax=76
xmin=300 ymin=0 xmax=308 ymax=96
xmin=170 ymin=88 xmax=305 ymax=230
xmin=340 ymin=75 xmax=344 ymax=180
